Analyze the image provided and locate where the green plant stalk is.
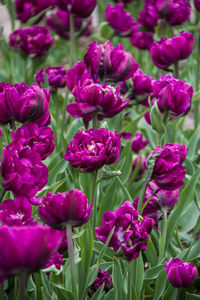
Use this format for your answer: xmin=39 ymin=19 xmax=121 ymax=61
xmin=70 ymin=14 xmax=75 ymax=68
xmin=0 ymin=189 xmax=6 ymax=204
xmin=128 ymin=260 xmax=134 ymax=300
xmin=34 ymin=273 xmax=43 ymax=300
xmin=158 ymin=208 xmax=168 ymax=261
xmin=91 ymin=170 xmax=98 ymax=229
xmin=92 ymin=112 xmax=99 ymax=129
xmin=17 ymin=272 xmax=28 ymax=300
xmin=0 ymin=283 xmax=4 ymax=300
xmin=195 ymin=31 xmax=200 ymax=129
xmin=138 ymin=177 xmax=150 ymax=215
xmin=174 ymin=61 xmax=179 ymax=78
xmin=66 ymin=223 xmax=78 ymax=299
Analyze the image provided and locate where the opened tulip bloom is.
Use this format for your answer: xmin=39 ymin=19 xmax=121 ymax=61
xmin=35 ymin=66 xmax=67 ymax=89
xmin=130 ymin=69 xmax=153 ymax=105
xmin=89 ymin=269 xmax=113 ymax=296
xmin=95 ymin=201 xmax=154 ymax=261
xmin=0 ymin=224 xmax=64 ymax=276
xmin=146 ymin=143 xmax=187 ymax=190
xmin=63 ymin=128 xmax=121 ymax=172
xmin=55 ymin=0 xmax=97 ymax=18
xmin=165 ymin=258 xmax=198 ymax=288
xmin=39 ymin=190 xmax=92 ymax=228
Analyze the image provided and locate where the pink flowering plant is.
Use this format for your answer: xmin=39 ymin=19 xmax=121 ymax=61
xmin=0 ymin=0 xmax=199 ymax=299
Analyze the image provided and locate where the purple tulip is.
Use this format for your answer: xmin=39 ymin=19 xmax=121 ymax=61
xmin=146 ymin=143 xmax=187 ymax=190
xmin=15 ymin=0 xmax=55 ymax=23
xmin=95 ymin=201 xmax=154 ymax=261
xmin=131 ymin=133 xmax=149 ymax=153
xmin=89 ymin=269 xmax=113 ymax=296
xmin=9 ymin=26 xmax=54 ymax=57
xmin=0 ymin=82 xmax=12 ymax=125
xmin=6 ymin=82 xmax=50 ymax=125
xmin=133 ymin=181 xmax=179 ymax=223
xmin=63 ymin=128 xmax=121 ymax=172
xmin=55 ymin=0 xmax=97 ymax=18
xmin=165 ymin=258 xmax=198 ymax=288
xmin=66 ymin=61 xmax=91 ymax=95
xmin=0 ymin=223 xmax=64 ymax=276
xmin=194 ymin=0 xmax=200 ymax=12
xmin=67 ymin=79 xmax=130 ymax=127
xmin=35 ymin=66 xmax=67 ymax=88
xmin=150 ymin=32 xmax=194 ymax=70
xmin=11 ymin=122 xmax=55 ymax=160
xmin=119 ymin=132 xmax=132 ymax=140
xmin=131 ymin=69 xmax=153 ymax=105
xmin=43 ymin=252 xmax=63 ymax=270
xmin=144 ymin=111 xmax=151 ymax=125
xmin=105 ymin=3 xmax=138 ymax=37
xmin=130 ymin=156 xmax=147 ymax=180
xmin=1 ymin=145 xmax=48 ymax=197
xmin=38 ymin=190 xmax=92 ymax=228
xmin=45 ymin=10 xmax=83 ymax=39
xmin=84 ymin=40 xmax=139 ymax=83
xmin=0 ymin=197 xmax=34 ymax=226
xmin=130 ymin=30 xmax=154 ymax=50
xmin=155 ymin=0 xmax=191 ymax=26
xmin=138 ymin=1 xmax=161 ymax=32
xmin=153 ymin=74 xmax=194 ymax=117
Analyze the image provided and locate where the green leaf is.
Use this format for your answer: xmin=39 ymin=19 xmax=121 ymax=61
xmin=186 ymin=293 xmax=200 ymax=300
xmin=192 ymin=89 xmax=200 ymax=103
xmin=144 ymin=264 xmax=165 ymax=280
xmin=116 ymin=176 xmax=132 ymax=202
xmin=78 ymin=224 xmax=93 ymax=271
xmin=187 ymin=123 xmax=200 ymax=159
xmin=153 ymin=269 xmax=167 ymax=300
xmin=112 ymin=257 xmax=124 ymax=300
xmin=51 ymin=283 xmax=74 ymax=300
xmin=135 ymin=254 xmax=144 ymax=298
xmin=144 ymin=237 xmax=158 ymax=267
xmin=150 ymin=102 xmax=165 ymax=134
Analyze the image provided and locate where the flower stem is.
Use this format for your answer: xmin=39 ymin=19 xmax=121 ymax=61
xmin=0 ymin=189 xmax=6 ymax=204
xmin=66 ymin=224 xmax=78 ymax=299
xmin=92 ymin=112 xmax=99 ymax=129
xmin=138 ymin=177 xmax=150 ymax=215
xmin=70 ymin=14 xmax=75 ymax=68
xmin=158 ymin=208 xmax=168 ymax=261
xmin=195 ymin=31 xmax=200 ymax=129
xmin=0 ymin=283 xmax=4 ymax=300
xmin=174 ymin=61 xmax=179 ymax=78
xmin=18 ymin=273 xmax=28 ymax=300
xmin=91 ymin=170 xmax=98 ymax=229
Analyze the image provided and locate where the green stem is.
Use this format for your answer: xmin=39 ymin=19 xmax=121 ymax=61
xmin=92 ymin=112 xmax=99 ymax=129
xmin=174 ymin=61 xmax=179 ymax=78
xmin=138 ymin=177 xmax=150 ymax=215
xmin=91 ymin=170 xmax=98 ymax=229
xmin=0 ymin=283 xmax=4 ymax=300
xmin=9 ymin=120 xmax=16 ymax=131
xmin=70 ymin=14 xmax=75 ymax=67
xmin=17 ymin=273 xmax=28 ymax=300
xmin=175 ymin=227 xmax=184 ymax=251
xmin=66 ymin=224 xmax=78 ymax=299
xmin=128 ymin=260 xmax=134 ymax=300
xmin=195 ymin=31 xmax=200 ymax=129
xmin=176 ymin=288 xmax=182 ymax=300
xmin=158 ymin=208 xmax=168 ymax=261
xmin=34 ymin=273 xmax=43 ymax=300
xmin=0 ymin=189 xmax=6 ymax=204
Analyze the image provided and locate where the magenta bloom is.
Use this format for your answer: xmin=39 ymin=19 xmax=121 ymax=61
xmin=39 ymin=190 xmax=92 ymax=228
xmin=55 ymin=0 xmax=97 ymax=18
xmin=15 ymin=0 xmax=55 ymax=23
xmin=147 ymin=143 xmax=187 ymax=190
xmin=0 ymin=197 xmax=33 ymax=226
xmin=0 ymin=82 xmax=12 ymax=125
xmin=150 ymin=32 xmax=194 ymax=70
xmin=63 ymin=129 xmax=121 ymax=172
xmin=138 ymin=1 xmax=160 ymax=32
xmin=105 ymin=3 xmax=138 ymax=37
xmin=165 ymin=258 xmax=198 ymax=288
xmin=130 ymin=30 xmax=154 ymax=50
xmin=67 ymin=80 xmax=130 ymax=127
xmin=35 ymin=66 xmax=67 ymax=89
xmin=43 ymin=252 xmax=63 ymax=270
xmin=95 ymin=201 xmax=154 ymax=261
xmin=6 ymin=82 xmax=50 ymax=125
xmin=11 ymin=123 xmax=55 ymax=160
xmin=133 ymin=181 xmax=179 ymax=223
xmin=84 ymin=40 xmax=138 ymax=83
xmin=9 ymin=26 xmax=54 ymax=57
xmin=155 ymin=0 xmax=191 ymax=26
xmin=131 ymin=133 xmax=149 ymax=153
xmin=45 ymin=10 xmax=83 ymax=39
xmin=1 ymin=145 xmax=48 ymax=197
xmin=66 ymin=61 xmax=91 ymax=96
xmin=89 ymin=269 xmax=113 ymax=296
xmin=0 ymin=224 xmax=64 ymax=276
xmin=131 ymin=69 xmax=153 ymax=105
xmin=119 ymin=132 xmax=132 ymax=140
xmin=153 ymin=74 xmax=194 ymax=117
xmin=194 ymin=0 xmax=200 ymax=12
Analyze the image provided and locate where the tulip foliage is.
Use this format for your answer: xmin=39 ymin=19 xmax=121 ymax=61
xmin=0 ymin=0 xmax=199 ymax=299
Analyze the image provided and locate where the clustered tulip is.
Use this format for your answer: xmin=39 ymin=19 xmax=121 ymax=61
xmin=130 ymin=30 xmax=154 ymax=50
xmin=95 ymin=201 xmax=154 ymax=261
xmin=89 ymin=269 xmax=113 ymax=296
xmin=130 ymin=69 xmax=153 ymax=105
xmin=63 ymin=128 xmax=121 ymax=172
xmin=35 ymin=65 xmax=67 ymax=89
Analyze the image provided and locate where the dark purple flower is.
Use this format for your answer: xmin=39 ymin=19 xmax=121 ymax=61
xmin=194 ymin=0 xmax=200 ymax=12
xmin=130 ymin=30 xmax=154 ymax=50
xmin=105 ymin=3 xmax=138 ymax=37
xmin=67 ymin=80 xmax=130 ymax=127
xmin=130 ymin=156 xmax=147 ymax=180
xmin=63 ymin=128 xmax=121 ymax=172
xmin=84 ymin=40 xmax=139 ymax=83
xmin=55 ymin=0 xmax=97 ymax=18
xmin=9 ymin=26 xmax=54 ymax=57
xmin=131 ymin=69 xmax=153 ymax=105
xmin=155 ymin=0 xmax=191 ymax=26
xmin=133 ymin=181 xmax=179 ymax=223
xmin=35 ymin=66 xmax=67 ymax=88
xmin=15 ymin=0 xmax=55 ymax=23
xmin=0 ymin=223 xmax=64 ymax=276
xmin=38 ymin=190 xmax=92 ymax=228
xmin=138 ymin=1 xmax=161 ymax=32
xmin=146 ymin=143 xmax=187 ymax=190
xmin=45 ymin=10 xmax=83 ymax=39
xmin=95 ymin=201 xmax=154 ymax=261
xmin=89 ymin=269 xmax=113 ymax=296
xmin=11 ymin=123 xmax=55 ymax=160
xmin=1 ymin=145 xmax=48 ymax=197
xmin=150 ymin=32 xmax=194 ymax=70
xmin=153 ymin=74 xmax=194 ymax=117
xmin=131 ymin=133 xmax=149 ymax=153
xmin=144 ymin=111 xmax=151 ymax=125
xmin=6 ymin=82 xmax=50 ymax=125
xmin=43 ymin=252 xmax=63 ymax=270
xmin=0 ymin=197 xmax=34 ymax=226
xmin=119 ymin=132 xmax=132 ymax=140
xmin=165 ymin=258 xmax=198 ymax=288
xmin=0 ymin=82 xmax=12 ymax=125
